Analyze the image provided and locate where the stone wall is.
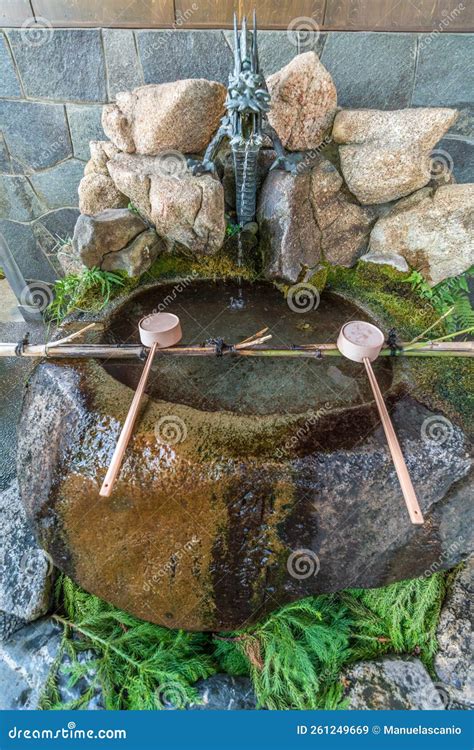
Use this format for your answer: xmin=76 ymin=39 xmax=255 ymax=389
xmin=0 ymin=28 xmax=472 ymax=281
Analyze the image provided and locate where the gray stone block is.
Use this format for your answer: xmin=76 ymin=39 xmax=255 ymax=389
xmin=137 ymin=30 xmax=232 ymax=85
xmin=344 ymin=658 xmax=445 ymax=710
xmin=103 ymin=29 xmax=143 ymax=100
xmin=0 ymin=100 xmax=72 ymax=171
xmin=0 ymin=619 xmax=62 ymax=708
xmin=0 ymin=219 xmax=58 ymax=283
xmin=33 ymin=208 xmax=80 ymax=274
xmin=0 ymin=32 xmax=21 ymax=97
xmin=321 ymin=32 xmax=416 ymax=109
xmin=413 ymin=34 xmax=473 ymax=106
xmin=30 ymin=159 xmax=84 ymax=210
xmin=223 ymin=30 xmax=326 ymax=76
xmin=438 ymin=136 xmax=474 ymax=184
xmin=66 ymin=104 xmax=105 ymax=162
xmin=0 ymin=175 xmax=45 ymax=222
xmin=435 ymin=557 xmax=473 ymax=709
xmin=0 ymin=480 xmax=53 ymax=633
xmin=0 ymin=133 xmax=13 ymax=174
xmin=7 ymin=29 xmax=107 ymax=102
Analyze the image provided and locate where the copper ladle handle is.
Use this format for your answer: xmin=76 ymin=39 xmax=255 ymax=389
xmin=100 ymin=342 xmax=158 ymax=497
xmin=363 ymin=357 xmax=424 ymax=525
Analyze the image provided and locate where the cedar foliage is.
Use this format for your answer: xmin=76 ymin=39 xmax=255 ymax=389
xmin=42 ymin=572 xmax=447 ymax=711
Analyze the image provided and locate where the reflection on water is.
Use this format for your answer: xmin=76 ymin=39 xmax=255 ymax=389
xmin=102 ymin=280 xmax=392 ymax=416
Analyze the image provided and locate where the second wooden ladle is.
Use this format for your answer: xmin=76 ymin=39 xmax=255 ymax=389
xmin=337 ymin=321 xmax=424 ymax=526
xmin=100 ymin=312 xmax=182 ymax=497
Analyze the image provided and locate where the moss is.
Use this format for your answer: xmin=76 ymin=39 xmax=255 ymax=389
xmin=326 ymin=262 xmax=442 ymax=339
xmin=325 ymin=262 xmax=472 ymax=429
xmin=308 ymin=264 xmax=329 ymax=293
xmin=144 ymin=249 xmax=259 ymax=284
xmin=408 ymin=357 xmax=473 ymax=434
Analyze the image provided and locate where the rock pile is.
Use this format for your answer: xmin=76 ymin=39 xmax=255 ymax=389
xmin=73 ymin=52 xmax=471 ymax=286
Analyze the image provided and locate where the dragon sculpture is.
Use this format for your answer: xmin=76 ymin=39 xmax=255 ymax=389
xmin=190 ymin=11 xmax=301 ymax=226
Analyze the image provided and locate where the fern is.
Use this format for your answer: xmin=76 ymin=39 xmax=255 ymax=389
xmin=45 ymin=572 xmax=448 ymax=711
xmin=404 ymin=268 xmax=474 ymax=333
xmin=215 ymin=597 xmax=351 ymax=710
xmin=42 ymin=576 xmax=215 ymax=710
xmin=343 ymin=573 xmax=446 ymax=668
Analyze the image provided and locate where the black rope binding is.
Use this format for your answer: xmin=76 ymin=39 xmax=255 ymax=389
xmin=15 ymin=332 xmax=30 ymax=356
xmin=205 ymin=337 xmax=236 ymax=357
xmin=386 ymin=328 xmax=403 ymax=356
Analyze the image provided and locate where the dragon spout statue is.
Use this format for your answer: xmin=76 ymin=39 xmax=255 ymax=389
xmin=191 ymin=11 xmax=300 ymax=226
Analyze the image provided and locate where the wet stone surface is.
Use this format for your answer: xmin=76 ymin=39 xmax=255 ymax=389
xmin=17 ymin=280 xmax=473 ymax=630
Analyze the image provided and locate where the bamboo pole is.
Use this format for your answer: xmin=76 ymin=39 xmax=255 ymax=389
xmin=0 ymin=340 xmax=472 ymax=359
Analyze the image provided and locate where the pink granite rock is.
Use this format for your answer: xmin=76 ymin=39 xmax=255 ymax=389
xmin=267 ymin=52 xmax=337 ymax=151
xmin=102 ymin=79 xmax=226 ymax=155
xmin=332 ymin=108 xmax=458 ymax=204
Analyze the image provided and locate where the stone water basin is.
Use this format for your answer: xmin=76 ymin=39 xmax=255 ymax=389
xmin=18 ymin=280 xmax=471 ymax=630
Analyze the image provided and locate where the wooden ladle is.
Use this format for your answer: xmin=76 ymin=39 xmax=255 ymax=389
xmin=100 ymin=312 xmax=182 ymax=497
xmin=337 ymin=321 xmax=424 ymax=525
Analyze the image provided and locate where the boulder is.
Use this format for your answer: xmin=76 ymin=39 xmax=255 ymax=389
xmin=344 ymin=658 xmax=445 ymax=710
xmin=79 ymin=141 xmax=128 ymax=215
xmin=267 ymin=52 xmax=337 ymax=151
xmin=57 ymin=242 xmax=86 ymax=276
xmin=72 ymin=208 xmax=162 ymax=275
xmin=102 ymin=79 xmax=226 ymax=155
xmin=258 ymin=157 xmax=373 ymax=282
xmin=332 ymin=108 xmax=458 ymax=204
xmin=310 ymin=158 xmax=374 ymax=267
xmin=367 ymin=184 xmax=474 ymax=285
xmin=0 ymin=618 xmax=102 ymax=709
xmin=17 ymin=280 xmax=473 ymax=631
xmin=100 ymin=228 xmax=162 ymax=277
xmin=107 ymin=153 xmax=226 ymax=255
xmin=0 ymin=620 xmax=62 ymax=708
xmin=257 ymin=169 xmax=320 ymax=282
xmin=434 ymin=558 xmax=473 ymax=709
xmin=0 ymin=481 xmax=53 ymax=641
xmin=78 ymin=173 xmax=129 ymax=215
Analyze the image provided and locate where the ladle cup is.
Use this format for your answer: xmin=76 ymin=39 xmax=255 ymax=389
xmin=100 ymin=312 xmax=182 ymax=497
xmin=337 ymin=321 xmax=424 ymax=525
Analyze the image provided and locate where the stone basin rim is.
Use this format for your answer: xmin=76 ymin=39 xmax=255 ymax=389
xmin=66 ymin=277 xmax=396 ymax=421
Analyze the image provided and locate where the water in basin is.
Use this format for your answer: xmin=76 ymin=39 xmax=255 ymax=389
xmin=102 ymin=280 xmax=392 ymax=415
